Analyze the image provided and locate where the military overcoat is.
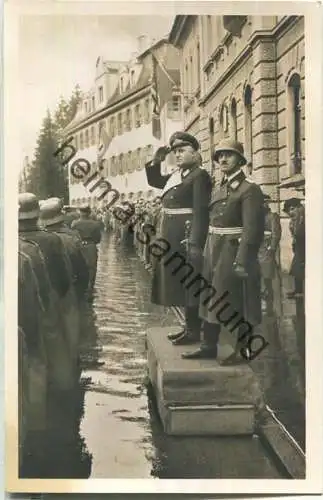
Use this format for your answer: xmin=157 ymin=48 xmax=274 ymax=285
xmin=199 ymin=170 xmax=265 ymax=327
xmin=145 ymin=160 xmax=212 ymax=307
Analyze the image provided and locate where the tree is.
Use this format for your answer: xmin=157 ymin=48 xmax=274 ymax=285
xmin=26 ymin=110 xmax=68 ymax=201
xmin=24 ymin=85 xmax=82 ymax=202
xmin=54 ymin=85 xmax=82 ymax=139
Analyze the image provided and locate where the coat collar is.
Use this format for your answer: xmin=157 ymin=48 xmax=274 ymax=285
xmin=226 ymin=169 xmax=246 ymax=190
xmin=161 ymin=166 xmax=199 ymax=197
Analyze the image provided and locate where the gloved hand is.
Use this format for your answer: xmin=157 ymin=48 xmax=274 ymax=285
xmin=151 ymin=146 xmax=170 ymax=165
xmin=233 ymin=262 xmax=249 ymax=278
xmin=188 ymin=245 xmax=203 ymax=265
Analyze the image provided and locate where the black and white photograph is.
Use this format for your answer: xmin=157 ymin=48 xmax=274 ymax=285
xmin=4 ymin=0 xmax=323 ymax=495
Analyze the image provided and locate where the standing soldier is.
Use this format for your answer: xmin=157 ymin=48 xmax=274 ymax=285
xmin=283 ymin=198 xmax=305 ymax=298
xmin=71 ymin=204 xmax=102 ymax=300
xmin=258 ymin=194 xmax=282 ymax=312
xmin=182 ymin=139 xmax=265 ymax=364
xmin=39 ymin=198 xmax=89 ymax=377
xmin=145 ymin=131 xmax=212 ymax=345
xmin=18 ymin=193 xmax=76 ymax=458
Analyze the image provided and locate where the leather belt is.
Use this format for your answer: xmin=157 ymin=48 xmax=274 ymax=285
xmin=209 ymin=226 xmax=243 ymax=236
xmin=162 ymin=208 xmax=193 ymax=215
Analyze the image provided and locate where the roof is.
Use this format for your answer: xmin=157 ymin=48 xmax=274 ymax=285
xmin=137 ymin=37 xmax=168 ymax=60
xmin=168 ymin=16 xmax=196 ymax=47
xmin=106 ymin=59 xmax=151 ymax=109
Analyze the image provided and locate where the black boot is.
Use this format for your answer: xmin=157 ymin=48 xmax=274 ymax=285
xmin=167 ymin=328 xmax=186 ymax=341
xmin=172 ymin=329 xmax=200 ymax=345
xmin=220 ymin=326 xmax=251 ymax=366
xmin=172 ymin=306 xmax=201 ymax=345
xmin=181 ymin=322 xmax=219 ymax=359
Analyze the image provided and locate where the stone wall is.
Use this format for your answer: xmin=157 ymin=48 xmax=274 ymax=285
xmin=179 ymin=16 xmax=305 ymax=272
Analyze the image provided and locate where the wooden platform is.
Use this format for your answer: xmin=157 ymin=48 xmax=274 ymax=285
xmin=147 ymin=326 xmax=264 ymax=436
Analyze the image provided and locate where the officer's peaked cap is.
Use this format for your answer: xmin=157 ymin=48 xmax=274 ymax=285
xmin=169 ymin=131 xmax=200 ymax=151
xmin=18 ymin=192 xmax=40 ymax=220
xmin=39 ymin=198 xmax=64 ymax=226
xmin=213 ymin=139 xmax=247 ymax=165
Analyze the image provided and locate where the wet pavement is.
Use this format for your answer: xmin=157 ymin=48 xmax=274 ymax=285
xmin=23 ymin=231 xmax=304 ymax=478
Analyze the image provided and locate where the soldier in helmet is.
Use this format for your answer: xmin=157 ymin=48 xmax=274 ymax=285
xmin=40 ymin=198 xmax=89 ymax=376
xmin=182 ymin=139 xmax=265 ymax=364
xmin=18 ymin=193 xmax=76 ymax=466
xmin=71 ymin=204 xmax=102 ymax=299
xmin=145 ymin=131 xmax=212 ymax=345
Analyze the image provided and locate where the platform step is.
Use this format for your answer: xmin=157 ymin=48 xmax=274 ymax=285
xmin=147 ymin=326 xmax=264 ymax=436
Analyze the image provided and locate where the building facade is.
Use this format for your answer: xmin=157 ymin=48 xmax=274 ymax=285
xmin=64 ymin=37 xmax=182 ymax=207
xmin=169 ymin=15 xmax=305 ymax=270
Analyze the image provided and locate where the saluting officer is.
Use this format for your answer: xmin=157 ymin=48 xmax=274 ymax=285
xmin=145 ymin=131 xmax=212 ymax=345
xmin=71 ymin=204 xmax=102 ymax=299
xmin=182 ymin=139 xmax=265 ymax=364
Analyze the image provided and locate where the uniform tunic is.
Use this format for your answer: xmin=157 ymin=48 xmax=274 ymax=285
xmin=258 ymin=211 xmax=281 ymax=279
xmin=199 ymin=170 xmax=265 ymax=327
xmin=145 ymin=161 xmax=212 ymax=307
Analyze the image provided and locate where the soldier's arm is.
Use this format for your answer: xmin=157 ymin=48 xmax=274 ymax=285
xmin=189 ymin=169 xmax=212 ymax=249
xmin=145 ymin=161 xmax=171 ymax=189
xmin=72 ymin=245 xmax=89 ymax=296
xmin=235 ymin=184 xmax=265 ymax=269
xmin=51 ymin=237 xmax=70 ymax=297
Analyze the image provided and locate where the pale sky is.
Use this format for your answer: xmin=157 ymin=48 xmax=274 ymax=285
xmin=19 ymin=15 xmax=174 ymax=162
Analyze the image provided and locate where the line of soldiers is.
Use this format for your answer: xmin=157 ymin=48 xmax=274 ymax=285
xmin=18 ymin=194 xmax=102 ymax=469
xmin=144 ymin=131 xmax=287 ymax=365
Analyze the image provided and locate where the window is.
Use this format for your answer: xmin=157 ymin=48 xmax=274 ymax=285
xmin=120 ymin=76 xmax=124 ymax=92
xmin=136 ymin=148 xmax=142 ymax=171
xmin=130 ymin=70 xmax=135 ymax=85
xmin=189 ymin=55 xmax=193 ymax=91
xmin=99 ymin=86 xmax=104 ymax=103
xmin=288 ymin=73 xmax=302 ymax=174
xmin=90 ymin=126 xmax=95 ymax=146
xmin=134 ymin=104 xmax=141 ymax=127
xmin=100 ymin=159 xmax=107 ymax=176
xmin=111 ymin=156 xmax=116 ymax=177
xmin=92 ymin=96 xmax=95 ymax=111
xmin=167 ymin=95 xmax=181 ymax=119
xmin=230 ymin=98 xmax=237 ymax=140
xmin=117 ymin=113 xmax=123 ymax=135
xmin=119 ymin=154 xmax=124 ymax=175
xmin=84 ymin=102 xmax=88 ymax=113
xmin=184 ymin=61 xmax=188 ymax=94
xmin=80 ymin=132 xmax=84 ymax=150
xmin=85 ymin=129 xmax=89 ymax=148
xmin=125 ymin=108 xmax=132 ymax=131
xmin=110 ymin=116 xmax=116 ymax=137
xmin=127 ymin=151 xmax=135 ymax=173
xmin=91 ymin=162 xmax=97 ymax=175
xmin=220 ymin=103 xmax=229 ymax=138
xmin=244 ymin=85 xmax=253 ymax=171
xmin=196 ymin=42 xmax=201 ymax=89
xmin=144 ymin=98 xmax=150 ymax=124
